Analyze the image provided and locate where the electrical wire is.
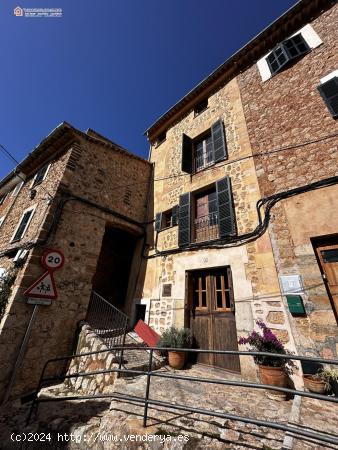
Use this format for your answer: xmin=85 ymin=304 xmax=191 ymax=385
xmin=0 ymin=143 xmax=53 ymax=199
xmin=1 ymin=130 xmax=338 ymax=195
xmin=147 ymin=174 xmax=338 ymax=259
xmin=0 ymin=131 xmax=337 ymax=260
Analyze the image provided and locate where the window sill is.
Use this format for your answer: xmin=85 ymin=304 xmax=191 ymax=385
xmin=159 ymin=224 xmax=178 ymax=232
xmin=10 ymin=238 xmax=22 ymax=244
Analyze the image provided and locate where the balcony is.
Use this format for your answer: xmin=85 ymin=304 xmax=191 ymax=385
xmin=194 ymin=212 xmax=219 ymax=243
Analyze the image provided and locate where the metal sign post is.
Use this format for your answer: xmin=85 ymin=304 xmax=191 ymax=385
xmin=3 ymin=248 xmax=65 ymax=404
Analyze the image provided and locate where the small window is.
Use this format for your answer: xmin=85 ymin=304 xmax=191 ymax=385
xmin=155 ymin=206 xmax=178 ymax=231
xmin=162 ymin=284 xmax=172 ymax=297
xmin=194 ymin=98 xmax=208 ymax=116
xmin=11 ymin=181 xmax=23 ymax=198
xmin=318 ymin=77 xmax=338 ymax=118
xmin=182 ymin=119 xmax=227 ymax=174
xmin=11 ymin=208 xmax=35 ymax=242
xmin=156 ymin=131 xmax=167 ymax=147
xmin=162 ymin=210 xmax=173 ymax=229
xmin=266 ymin=33 xmax=309 ymax=75
xmin=0 ymin=217 xmax=4 ymax=227
xmin=0 ymin=194 xmax=7 ymax=205
xmin=31 ymin=164 xmax=50 ymax=188
xmin=321 ymin=249 xmax=338 ymax=263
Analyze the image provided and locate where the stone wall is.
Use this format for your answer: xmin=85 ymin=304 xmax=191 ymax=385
xmin=0 ymin=130 xmax=152 ymax=401
xmin=65 ymin=323 xmax=118 ymax=395
xmin=238 ymin=3 xmax=338 ymax=359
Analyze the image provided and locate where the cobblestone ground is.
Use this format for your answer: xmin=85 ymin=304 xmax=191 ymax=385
xmin=0 ymin=364 xmax=337 ymax=449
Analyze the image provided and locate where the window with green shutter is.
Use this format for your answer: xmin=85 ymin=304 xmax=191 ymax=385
xmin=155 ymin=206 xmax=179 ymax=231
xmin=318 ymin=77 xmax=338 ymax=118
xmin=178 ymin=177 xmax=236 ymax=247
xmin=266 ymin=33 xmax=309 ymax=75
xmin=182 ymin=120 xmax=227 ymax=174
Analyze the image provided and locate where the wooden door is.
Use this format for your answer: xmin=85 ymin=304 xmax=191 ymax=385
xmin=314 ymin=237 xmax=338 ymax=323
xmin=188 ymin=268 xmax=240 ymax=372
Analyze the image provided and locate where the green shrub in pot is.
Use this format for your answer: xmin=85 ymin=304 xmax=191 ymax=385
xmin=157 ymin=327 xmax=192 ymax=369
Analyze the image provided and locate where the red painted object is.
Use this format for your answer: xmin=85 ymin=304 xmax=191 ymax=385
xmin=134 ymin=319 xmax=160 ymax=347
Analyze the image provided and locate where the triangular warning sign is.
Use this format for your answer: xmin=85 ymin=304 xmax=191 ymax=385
xmin=23 ymin=271 xmax=57 ymax=299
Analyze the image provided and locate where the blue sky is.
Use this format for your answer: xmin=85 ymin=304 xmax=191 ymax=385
xmin=0 ymin=0 xmax=297 ymax=179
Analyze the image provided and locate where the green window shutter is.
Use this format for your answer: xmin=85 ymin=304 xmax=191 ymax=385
xmin=318 ymin=77 xmax=338 ymax=118
xmin=216 ymin=177 xmax=236 ymax=238
xmin=211 ymin=119 xmax=227 ymax=162
xmin=155 ymin=212 xmax=162 ymax=231
xmin=171 ymin=205 xmax=179 ymax=226
xmin=178 ymin=193 xmax=191 ymax=247
xmin=181 ymin=134 xmax=193 ymax=173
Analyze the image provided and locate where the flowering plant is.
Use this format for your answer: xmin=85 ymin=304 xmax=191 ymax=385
xmin=238 ymin=320 xmax=295 ymax=372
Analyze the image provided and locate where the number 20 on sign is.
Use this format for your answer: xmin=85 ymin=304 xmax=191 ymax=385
xmin=41 ymin=249 xmax=64 ymax=271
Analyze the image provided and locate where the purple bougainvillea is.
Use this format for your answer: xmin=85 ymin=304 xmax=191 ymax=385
xmin=238 ymin=320 xmax=295 ymax=371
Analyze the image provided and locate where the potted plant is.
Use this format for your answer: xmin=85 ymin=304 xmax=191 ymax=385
xmin=304 ymin=368 xmax=338 ymax=395
xmin=238 ymin=320 xmax=295 ymax=400
xmin=157 ymin=326 xmax=192 ymax=369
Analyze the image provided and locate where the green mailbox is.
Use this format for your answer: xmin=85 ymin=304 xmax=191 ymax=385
xmin=286 ymin=295 xmax=306 ymax=315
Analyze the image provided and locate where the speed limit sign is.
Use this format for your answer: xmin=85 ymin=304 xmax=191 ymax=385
xmin=41 ymin=249 xmax=65 ymax=271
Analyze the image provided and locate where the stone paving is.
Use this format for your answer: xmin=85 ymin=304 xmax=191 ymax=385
xmin=0 ymin=364 xmax=337 ymax=449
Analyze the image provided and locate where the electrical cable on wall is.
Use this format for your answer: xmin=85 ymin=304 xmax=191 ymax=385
xmin=0 ymin=133 xmax=337 ymax=260
xmin=1 ymin=130 xmax=337 ymax=194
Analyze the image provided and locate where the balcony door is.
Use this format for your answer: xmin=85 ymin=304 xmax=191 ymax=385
xmin=186 ymin=268 xmax=240 ymax=372
xmin=194 ymin=190 xmax=219 ymax=243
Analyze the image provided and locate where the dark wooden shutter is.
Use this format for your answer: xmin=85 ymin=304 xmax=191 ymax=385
xmin=178 ymin=192 xmax=191 ymax=247
xmin=154 ymin=212 xmax=162 ymax=231
xmin=211 ymin=119 xmax=227 ymax=162
xmin=216 ymin=177 xmax=236 ymax=238
xmin=318 ymin=77 xmax=338 ymax=118
xmin=172 ymin=205 xmax=179 ymax=226
xmin=181 ymin=134 xmax=193 ymax=173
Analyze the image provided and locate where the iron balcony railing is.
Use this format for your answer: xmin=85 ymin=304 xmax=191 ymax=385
xmin=85 ymin=290 xmax=128 ymax=351
xmin=194 ymin=212 xmax=219 ymax=243
xmin=27 ymin=347 xmax=338 ymax=447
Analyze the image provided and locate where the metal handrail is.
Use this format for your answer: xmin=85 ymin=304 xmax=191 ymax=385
xmin=27 ymin=346 xmax=338 ymax=446
xmin=85 ymin=290 xmax=128 ymax=352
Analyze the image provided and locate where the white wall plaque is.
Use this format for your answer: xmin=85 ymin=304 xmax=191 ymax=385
xmin=280 ymin=275 xmax=304 ymax=294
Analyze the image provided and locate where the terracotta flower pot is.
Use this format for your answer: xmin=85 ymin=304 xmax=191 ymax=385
xmin=303 ymin=374 xmax=326 ymax=394
xmin=168 ymin=351 xmax=186 ymax=369
xmin=331 ymin=379 xmax=338 ymax=397
xmin=259 ymin=365 xmax=288 ymax=400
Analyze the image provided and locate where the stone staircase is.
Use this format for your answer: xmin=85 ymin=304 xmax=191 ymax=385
xmin=37 ymin=326 xmax=165 ymax=402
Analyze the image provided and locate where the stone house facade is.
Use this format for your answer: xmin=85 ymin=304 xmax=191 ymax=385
xmin=238 ymin=2 xmax=338 ymax=361
xmin=141 ymin=0 xmax=338 ymax=378
xmin=0 ymin=123 xmax=152 ymax=400
xmin=0 ymin=0 xmax=337 ymax=402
